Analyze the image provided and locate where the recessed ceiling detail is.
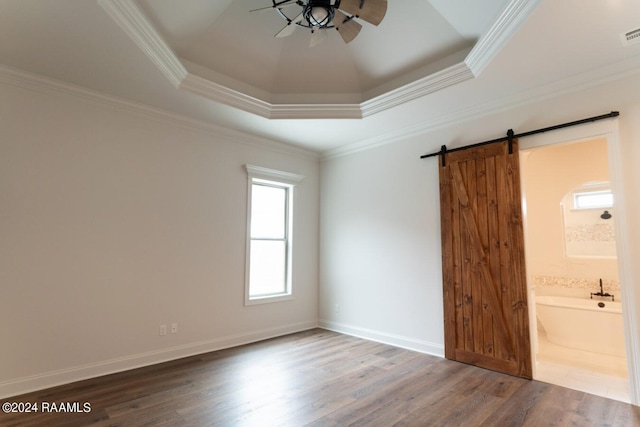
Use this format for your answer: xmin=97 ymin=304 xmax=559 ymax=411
xmin=99 ymin=0 xmax=540 ymax=120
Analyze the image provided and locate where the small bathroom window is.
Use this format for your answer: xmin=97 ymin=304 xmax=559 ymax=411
xmin=573 ymin=190 xmax=613 ymax=210
xmin=562 ymin=183 xmax=616 ymax=258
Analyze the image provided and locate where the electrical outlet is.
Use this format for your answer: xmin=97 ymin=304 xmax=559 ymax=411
xmin=171 ymin=323 xmax=178 ymax=334
xmin=335 ymin=304 xmax=340 ymax=313
xmin=159 ymin=324 xmax=167 ymax=336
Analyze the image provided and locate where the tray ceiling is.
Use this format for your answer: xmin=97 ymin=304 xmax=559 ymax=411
xmin=2 ymin=0 xmax=639 ymax=152
xmin=99 ymin=0 xmax=527 ymax=119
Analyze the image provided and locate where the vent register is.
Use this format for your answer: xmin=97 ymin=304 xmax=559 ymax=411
xmin=622 ymin=27 xmax=640 ymax=45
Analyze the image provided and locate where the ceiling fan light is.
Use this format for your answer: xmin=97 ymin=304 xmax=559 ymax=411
xmin=310 ymin=7 xmax=329 ymax=24
xmin=303 ymin=2 xmax=335 ymax=28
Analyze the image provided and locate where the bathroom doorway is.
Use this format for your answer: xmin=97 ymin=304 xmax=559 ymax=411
xmin=520 ymin=137 xmax=629 ymax=402
xmin=520 ymin=138 xmax=629 ymax=402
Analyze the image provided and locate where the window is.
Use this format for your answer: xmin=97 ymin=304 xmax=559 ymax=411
xmin=562 ymin=184 xmax=616 ymax=258
xmin=573 ymin=190 xmax=613 ymax=210
xmin=249 ymin=182 xmax=289 ymax=297
xmin=245 ymin=165 xmax=303 ymax=304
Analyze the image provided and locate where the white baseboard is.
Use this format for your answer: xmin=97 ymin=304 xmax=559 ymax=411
xmin=0 ymin=321 xmax=317 ymax=399
xmin=318 ymin=319 xmax=445 ymax=357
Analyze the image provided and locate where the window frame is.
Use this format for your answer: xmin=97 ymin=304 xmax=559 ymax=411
xmin=244 ymin=165 xmax=304 ymax=306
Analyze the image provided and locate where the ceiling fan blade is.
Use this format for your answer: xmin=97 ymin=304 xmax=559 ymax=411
xmin=275 ymin=12 xmax=304 ymax=38
xmin=338 ymin=0 xmax=387 ymax=26
xmin=275 ymin=22 xmax=297 ymax=38
xmin=250 ymin=1 xmax=296 ymax=13
xmin=309 ymin=29 xmax=328 ymax=47
xmin=250 ymin=5 xmax=276 ymax=13
xmin=334 ymin=10 xmax=361 ymax=43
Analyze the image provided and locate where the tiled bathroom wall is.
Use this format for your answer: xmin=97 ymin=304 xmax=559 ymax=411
xmin=532 ymin=275 xmax=620 ymax=297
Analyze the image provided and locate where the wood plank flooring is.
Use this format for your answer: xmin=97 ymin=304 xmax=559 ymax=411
xmin=2 ymin=329 xmax=638 ymax=426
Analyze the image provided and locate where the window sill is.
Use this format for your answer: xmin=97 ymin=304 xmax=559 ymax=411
xmin=245 ymin=294 xmax=294 ymax=306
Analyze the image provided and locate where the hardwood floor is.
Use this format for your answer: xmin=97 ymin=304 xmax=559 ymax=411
xmin=2 ymin=329 xmax=638 ymax=426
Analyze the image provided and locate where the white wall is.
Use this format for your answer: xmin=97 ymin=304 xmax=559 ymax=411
xmin=0 ymin=78 xmax=319 ymax=398
xmin=319 ymin=73 xmax=640 ymax=367
xmin=319 ymin=141 xmax=445 ymax=354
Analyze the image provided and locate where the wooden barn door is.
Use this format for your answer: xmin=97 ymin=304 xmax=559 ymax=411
xmin=439 ymin=139 xmax=532 ymax=379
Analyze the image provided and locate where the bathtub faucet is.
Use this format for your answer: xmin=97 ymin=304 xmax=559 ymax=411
xmin=590 ymin=278 xmax=614 ymax=301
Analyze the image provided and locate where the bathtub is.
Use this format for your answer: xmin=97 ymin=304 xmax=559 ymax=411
xmin=535 ymin=295 xmax=626 ymax=357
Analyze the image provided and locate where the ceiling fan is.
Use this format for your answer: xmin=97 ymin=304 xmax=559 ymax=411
xmin=251 ymin=0 xmax=387 ymax=46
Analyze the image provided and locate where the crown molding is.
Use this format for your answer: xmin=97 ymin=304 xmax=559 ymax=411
xmin=97 ymin=0 xmax=187 ymax=87
xmin=322 ymin=55 xmax=640 ymax=160
xmin=270 ymin=103 xmax=363 ymax=119
xmin=0 ymin=64 xmax=318 ymax=160
xmin=98 ymin=0 xmax=537 ymax=120
xmin=361 ymin=62 xmax=475 ymax=117
xmin=179 ymin=73 xmax=273 ymax=118
xmin=465 ymin=0 xmax=542 ymax=76
xmin=181 ymin=73 xmax=363 ymax=119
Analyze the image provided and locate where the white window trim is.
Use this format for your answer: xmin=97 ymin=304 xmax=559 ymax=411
xmin=244 ymin=165 xmax=304 ymax=306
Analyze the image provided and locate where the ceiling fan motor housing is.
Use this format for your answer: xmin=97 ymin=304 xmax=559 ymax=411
xmin=304 ymin=0 xmax=337 ymax=27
